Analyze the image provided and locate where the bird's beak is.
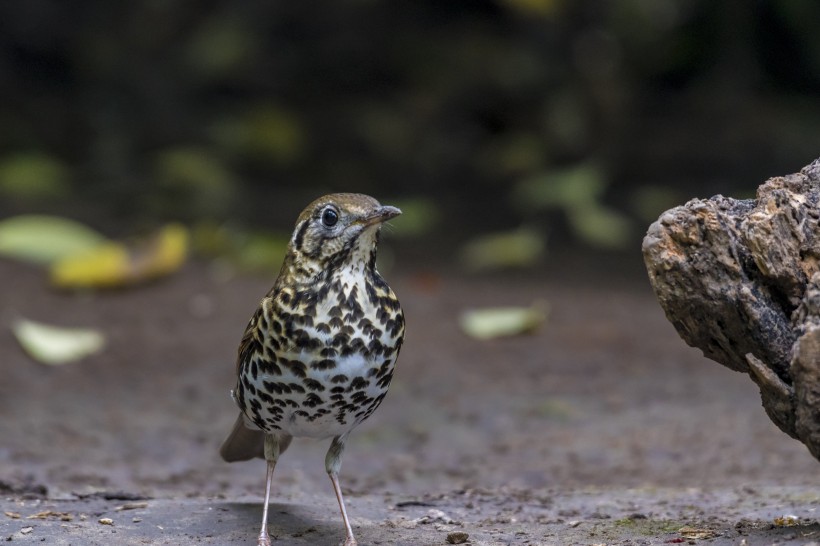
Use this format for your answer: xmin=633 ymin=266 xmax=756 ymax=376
xmin=363 ymin=205 xmax=402 ymax=226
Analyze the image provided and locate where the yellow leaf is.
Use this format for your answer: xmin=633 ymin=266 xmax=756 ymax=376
xmin=50 ymin=224 xmax=189 ymax=289
xmin=0 ymin=215 xmax=108 ymax=264
xmin=459 ymin=303 xmax=548 ymax=340
xmin=12 ymin=318 xmax=105 ymax=365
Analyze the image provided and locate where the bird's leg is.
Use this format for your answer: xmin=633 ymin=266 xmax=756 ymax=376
xmin=326 ymin=435 xmax=357 ymax=546
xmin=258 ymin=434 xmax=281 ymax=546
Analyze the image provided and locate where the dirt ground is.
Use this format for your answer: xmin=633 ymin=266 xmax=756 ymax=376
xmin=2 ymin=257 xmax=820 ymax=545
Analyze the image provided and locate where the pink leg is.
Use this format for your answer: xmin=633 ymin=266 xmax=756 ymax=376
xmin=258 ymin=459 xmax=275 ymax=546
xmin=329 ymin=471 xmax=357 ymax=546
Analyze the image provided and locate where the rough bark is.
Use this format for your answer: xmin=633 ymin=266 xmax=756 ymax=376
xmin=643 ymin=158 xmax=820 ymax=459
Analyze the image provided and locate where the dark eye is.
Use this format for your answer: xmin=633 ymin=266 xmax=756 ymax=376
xmin=321 ymin=207 xmax=339 ymax=227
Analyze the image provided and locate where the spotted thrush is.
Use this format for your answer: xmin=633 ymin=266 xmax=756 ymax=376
xmin=220 ymin=193 xmax=405 ymax=546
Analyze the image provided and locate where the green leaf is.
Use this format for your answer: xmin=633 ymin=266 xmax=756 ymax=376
xmin=511 ymin=163 xmax=606 ymax=212
xmin=0 ymin=215 xmax=109 ymax=265
xmin=0 ymin=152 xmax=70 ymax=200
xmin=459 ymin=303 xmax=549 ymax=340
xmin=568 ymin=204 xmax=633 ymax=249
xmin=459 ymin=227 xmax=546 ymax=271
xmin=12 ymin=318 xmax=106 ymax=365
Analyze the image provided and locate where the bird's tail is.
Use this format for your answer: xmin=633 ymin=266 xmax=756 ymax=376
xmin=219 ymin=414 xmax=266 ymax=462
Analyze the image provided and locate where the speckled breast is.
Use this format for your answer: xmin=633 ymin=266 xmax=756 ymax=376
xmin=234 ymin=272 xmax=404 ymax=439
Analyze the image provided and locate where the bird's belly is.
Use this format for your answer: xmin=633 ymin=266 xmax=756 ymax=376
xmin=245 ymin=352 xmax=394 ymax=439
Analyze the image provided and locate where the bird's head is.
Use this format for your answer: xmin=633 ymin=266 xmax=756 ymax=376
xmin=284 ymin=193 xmax=401 ymax=281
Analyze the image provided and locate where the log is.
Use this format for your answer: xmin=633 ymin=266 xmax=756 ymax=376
xmin=642 ymin=158 xmax=820 ymax=459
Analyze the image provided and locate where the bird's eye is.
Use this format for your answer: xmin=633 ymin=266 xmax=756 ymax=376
xmin=321 ymin=207 xmax=339 ymax=227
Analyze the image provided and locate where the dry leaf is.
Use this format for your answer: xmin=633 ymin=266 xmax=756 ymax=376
xmin=773 ymin=515 xmax=799 ymax=526
xmin=460 ymin=303 xmax=548 ymax=340
xmin=678 ymin=525 xmax=717 ymax=539
xmin=12 ymin=318 xmax=105 ymax=365
xmin=51 ymin=223 xmax=188 ymax=289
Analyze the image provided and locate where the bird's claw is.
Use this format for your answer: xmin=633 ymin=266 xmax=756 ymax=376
xmin=342 ymin=538 xmax=358 ymax=546
xmin=257 ymin=532 xmax=271 ymax=546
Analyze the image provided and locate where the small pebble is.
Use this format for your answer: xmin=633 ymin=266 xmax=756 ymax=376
xmin=20 ymin=527 xmax=33 ymax=535
xmin=446 ymin=531 xmax=469 ymax=544
xmin=99 ymin=518 xmax=114 ymax=525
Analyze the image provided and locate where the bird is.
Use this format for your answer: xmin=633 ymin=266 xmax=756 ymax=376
xmin=220 ymin=193 xmax=405 ymax=546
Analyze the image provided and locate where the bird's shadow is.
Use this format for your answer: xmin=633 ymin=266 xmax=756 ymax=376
xmin=220 ymin=501 xmax=345 ymax=545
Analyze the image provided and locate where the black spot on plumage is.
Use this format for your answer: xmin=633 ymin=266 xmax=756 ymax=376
xmin=270 ymin=319 xmax=282 ymax=334
xmin=311 ymin=358 xmax=336 ymax=370
xmin=332 ymin=374 xmax=348 ymax=384
xmin=329 ymin=317 xmax=344 ymax=329
xmin=321 ymin=347 xmax=337 ymax=358
xmin=285 ymin=399 xmax=299 ymax=408
xmin=365 ymin=281 xmax=379 ymax=305
xmin=293 ymin=329 xmax=321 ymax=351
xmin=329 ymin=305 xmax=342 ymax=317
xmin=250 ymin=360 xmax=259 ymax=380
xmin=332 ymin=333 xmax=350 ymax=347
xmin=283 ymin=359 xmax=307 ymax=378
xmin=331 ymin=386 xmax=345 ymax=394
xmin=376 ymin=360 xmax=392 ymax=378
xmin=368 ymin=339 xmax=385 ymax=356
xmin=263 ymin=380 xmax=282 ymax=395
xmin=258 ymin=359 xmax=282 ymax=376
xmin=317 ymin=322 xmax=331 ymax=334
xmin=351 ymin=391 xmax=368 ymax=403
xmin=304 ymin=393 xmax=323 ymax=408
xmin=294 ymin=410 xmax=309 ymax=418
xmin=376 ymin=374 xmax=392 ymax=389
xmin=288 ymin=382 xmax=305 ymax=393
xmin=259 ymin=392 xmax=274 ymax=404
xmin=304 ymin=378 xmax=326 ymax=391
xmin=280 ymin=292 xmax=292 ymax=305
xmin=349 ymin=377 xmax=370 ymax=391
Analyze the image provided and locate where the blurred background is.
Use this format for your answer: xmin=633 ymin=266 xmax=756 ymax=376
xmin=5 ymin=3 xmax=820 ymax=533
xmin=2 ymin=0 xmax=820 ymax=271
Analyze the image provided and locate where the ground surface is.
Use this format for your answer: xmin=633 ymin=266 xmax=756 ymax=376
xmin=2 ymin=258 xmax=820 ymax=545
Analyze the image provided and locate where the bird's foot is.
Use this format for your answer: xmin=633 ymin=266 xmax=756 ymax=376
xmin=257 ymin=531 xmax=272 ymax=546
xmin=341 ymin=537 xmax=358 ymax=546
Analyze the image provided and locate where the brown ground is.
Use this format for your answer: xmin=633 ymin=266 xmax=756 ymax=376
xmin=1 ymin=258 xmax=820 ymax=545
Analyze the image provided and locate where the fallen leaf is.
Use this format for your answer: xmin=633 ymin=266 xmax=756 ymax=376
xmin=0 ymin=215 xmax=108 ymax=265
xmin=28 ymin=510 xmax=72 ymax=521
xmin=50 ymin=223 xmax=189 ymax=289
xmin=459 ymin=228 xmax=545 ymax=271
xmin=115 ymin=502 xmax=148 ymax=511
xmin=4 ymin=511 xmax=20 ymax=519
xmin=678 ymin=525 xmax=717 ymax=539
xmin=774 ymin=514 xmax=799 ymax=526
xmin=12 ymin=318 xmax=105 ymax=365
xmin=459 ymin=303 xmax=548 ymax=340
